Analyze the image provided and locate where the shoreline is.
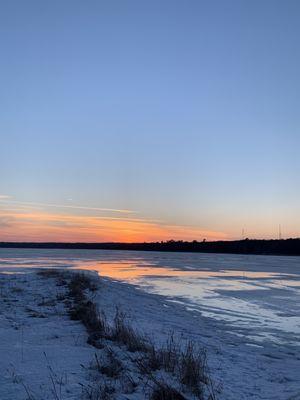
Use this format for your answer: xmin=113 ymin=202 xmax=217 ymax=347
xmin=0 ymin=269 xmax=299 ymax=399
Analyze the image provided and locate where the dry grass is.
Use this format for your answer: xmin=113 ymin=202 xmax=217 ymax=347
xmin=111 ymin=308 xmax=149 ymax=352
xmin=150 ymin=384 xmax=187 ymax=400
xmin=140 ymin=335 xmax=207 ymax=397
xmin=80 ymin=381 xmax=115 ymax=400
xmin=93 ymin=349 xmax=123 ymax=378
xmin=50 ymin=271 xmax=213 ymax=400
xmin=68 ymin=273 xmax=97 ymax=298
xmin=179 ymin=341 xmax=207 ymax=396
xmin=148 ymin=334 xmax=181 ymax=373
xmin=67 ymin=275 xmax=107 ymax=344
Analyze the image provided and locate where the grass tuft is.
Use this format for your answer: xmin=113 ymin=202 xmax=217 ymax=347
xmin=111 ymin=308 xmax=149 ymax=352
xmin=94 ymin=349 xmax=123 ymax=378
xmin=150 ymin=384 xmax=187 ymax=400
xmin=178 ymin=341 xmax=207 ymax=396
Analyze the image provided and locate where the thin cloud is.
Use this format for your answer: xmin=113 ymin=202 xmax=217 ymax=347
xmin=0 ymin=199 xmax=136 ymax=214
xmin=0 ymin=216 xmax=15 ymax=228
xmin=0 ymin=204 xmax=160 ymax=224
xmin=0 ymin=195 xmax=12 ymax=200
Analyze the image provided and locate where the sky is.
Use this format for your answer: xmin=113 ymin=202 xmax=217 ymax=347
xmin=0 ymin=0 xmax=299 ymax=242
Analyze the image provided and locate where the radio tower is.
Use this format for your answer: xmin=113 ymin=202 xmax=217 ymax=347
xmin=279 ymin=224 xmax=282 ymax=240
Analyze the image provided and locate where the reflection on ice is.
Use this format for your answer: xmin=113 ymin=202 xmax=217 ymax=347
xmin=0 ymin=248 xmax=299 ymax=344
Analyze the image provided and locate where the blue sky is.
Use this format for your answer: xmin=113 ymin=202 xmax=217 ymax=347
xmin=0 ymin=0 xmax=299 ymax=241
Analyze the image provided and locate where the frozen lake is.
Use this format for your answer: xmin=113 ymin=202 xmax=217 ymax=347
xmin=0 ymin=248 xmax=299 ymax=345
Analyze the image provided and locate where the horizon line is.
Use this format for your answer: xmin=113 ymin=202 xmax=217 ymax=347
xmin=0 ymin=238 xmax=299 ymax=244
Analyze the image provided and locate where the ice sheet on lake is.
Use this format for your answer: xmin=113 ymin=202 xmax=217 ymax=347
xmin=0 ymin=248 xmax=299 ymax=344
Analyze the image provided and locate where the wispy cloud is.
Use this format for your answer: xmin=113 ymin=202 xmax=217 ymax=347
xmin=0 ymin=199 xmax=136 ymax=214
xmin=0 ymin=195 xmax=12 ymax=200
xmin=0 ymin=216 xmax=15 ymax=228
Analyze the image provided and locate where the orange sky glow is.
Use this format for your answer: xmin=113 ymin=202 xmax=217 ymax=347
xmin=0 ymin=205 xmax=228 ymax=242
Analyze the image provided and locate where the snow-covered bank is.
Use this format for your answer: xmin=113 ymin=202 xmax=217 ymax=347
xmin=94 ymin=276 xmax=300 ymax=400
xmin=0 ymin=271 xmax=214 ymax=400
xmin=0 ymin=271 xmax=94 ymax=399
xmin=0 ymin=270 xmax=299 ymax=400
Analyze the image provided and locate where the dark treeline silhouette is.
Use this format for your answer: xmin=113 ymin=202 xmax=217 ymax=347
xmin=0 ymin=238 xmax=300 ymax=255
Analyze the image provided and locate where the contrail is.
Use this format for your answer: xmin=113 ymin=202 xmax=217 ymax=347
xmin=0 ymin=199 xmax=136 ymax=214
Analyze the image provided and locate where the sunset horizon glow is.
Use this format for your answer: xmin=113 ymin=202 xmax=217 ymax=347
xmin=0 ymin=197 xmax=229 ymax=243
xmin=1 ymin=197 xmax=299 ymax=243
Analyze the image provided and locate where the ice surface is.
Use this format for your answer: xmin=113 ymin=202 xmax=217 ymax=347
xmin=0 ymin=248 xmax=299 ymax=399
xmin=1 ymin=248 xmax=299 ymax=344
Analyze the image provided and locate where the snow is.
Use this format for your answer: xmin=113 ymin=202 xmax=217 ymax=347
xmin=0 ymin=249 xmax=299 ymax=399
xmin=94 ymin=277 xmax=300 ymax=400
xmin=0 ymin=272 xmax=94 ymax=399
